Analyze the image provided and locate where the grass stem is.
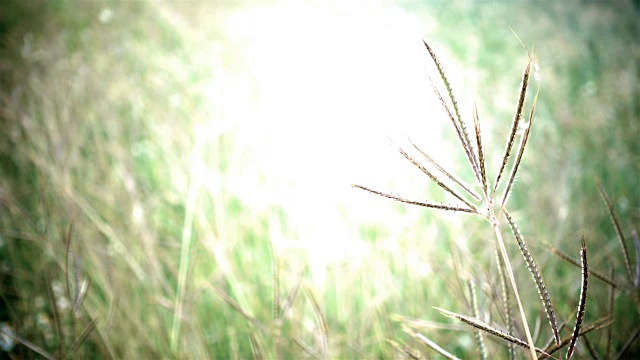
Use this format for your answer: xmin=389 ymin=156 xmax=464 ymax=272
xmin=492 ymin=216 xmax=537 ymax=360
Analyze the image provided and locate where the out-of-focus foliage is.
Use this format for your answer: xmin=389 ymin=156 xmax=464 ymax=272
xmin=0 ymin=0 xmax=638 ymax=358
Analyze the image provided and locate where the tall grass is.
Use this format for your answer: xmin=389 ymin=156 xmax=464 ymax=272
xmin=0 ymin=0 xmax=639 ymax=358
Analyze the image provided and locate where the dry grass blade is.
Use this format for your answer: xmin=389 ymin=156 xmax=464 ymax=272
xmin=64 ymin=222 xmax=74 ymax=308
xmin=409 ymin=139 xmax=481 ymax=201
xmin=492 ymin=221 xmax=538 ymax=359
xmin=45 ymin=272 xmax=65 ymax=356
xmin=0 ymin=326 xmax=55 ymax=360
xmin=249 ymin=332 xmax=264 ymax=360
xmin=473 ymin=102 xmax=489 ymax=197
xmin=269 ymin=240 xmax=280 ymax=321
xmin=540 ymin=317 xmax=612 ymax=359
xmin=73 ymin=278 xmax=90 ymax=318
xmin=566 ymin=235 xmax=589 ymax=359
xmin=495 ymin=246 xmax=516 ymax=360
xmin=386 ymin=339 xmax=423 ymax=360
xmin=545 ymin=243 xmax=633 ymax=296
xmin=351 ymin=184 xmax=477 ymax=213
xmin=606 ymin=265 xmax=614 ymax=358
xmin=494 ymin=60 xmax=531 ymax=194
xmin=423 ymin=39 xmax=481 ymax=183
xmin=280 ymin=268 xmax=305 ymax=321
xmin=503 ymin=209 xmax=560 ymax=346
xmin=67 ymin=317 xmax=99 ymax=357
xmin=501 ymin=86 xmax=539 ymax=206
xmin=434 ymin=307 xmax=553 ymax=358
xmin=404 ymin=327 xmax=461 ymax=360
xmin=396 ymin=146 xmax=478 ymax=211
xmin=468 ymin=280 xmax=488 ymax=360
xmin=303 ymin=286 xmax=329 ymax=359
xmin=211 ymin=286 xmax=268 ymax=332
xmin=632 ymin=228 xmax=640 ymax=288
xmin=292 ymin=337 xmax=320 ymax=359
xmin=596 ymin=181 xmax=634 ymax=284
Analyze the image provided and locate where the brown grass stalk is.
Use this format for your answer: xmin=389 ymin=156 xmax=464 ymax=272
xmin=566 ymin=235 xmax=589 ymax=359
xmin=351 ymin=184 xmax=477 ymax=214
xmin=410 ymin=139 xmax=481 ymax=201
xmin=596 ymin=181 xmax=634 ymax=284
xmin=501 ymin=86 xmax=539 ymax=207
xmin=435 ymin=307 xmax=552 ymax=358
xmin=395 ymin=146 xmax=478 ymax=211
xmin=493 ymin=61 xmax=531 ymax=194
xmin=503 ymin=209 xmax=560 ymax=346
xmin=492 ymin=220 xmax=539 ymax=359
xmin=473 ymin=102 xmax=489 ymax=198
xmin=423 ymin=39 xmax=482 ymax=184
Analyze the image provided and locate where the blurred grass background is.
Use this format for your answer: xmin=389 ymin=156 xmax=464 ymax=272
xmin=0 ymin=0 xmax=639 ymax=358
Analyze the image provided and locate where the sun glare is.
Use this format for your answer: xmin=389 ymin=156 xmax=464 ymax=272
xmin=200 ymin=2 xmax=460 ymax=279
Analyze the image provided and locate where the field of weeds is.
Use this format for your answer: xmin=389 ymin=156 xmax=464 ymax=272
xmin=1 ymin=1 xmax=639 ymax=358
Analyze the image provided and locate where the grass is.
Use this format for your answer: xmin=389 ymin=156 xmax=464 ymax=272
xmin=352 ymin=38 xmax=595 ymax=359
xmin=0 ymin=0 xmax=639 ymax=358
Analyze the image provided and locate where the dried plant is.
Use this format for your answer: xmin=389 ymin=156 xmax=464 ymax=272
xmin=547 ymin=184 xmax=640 ymax=359
xmin=353 ymin=39 xmax=597 ymax=359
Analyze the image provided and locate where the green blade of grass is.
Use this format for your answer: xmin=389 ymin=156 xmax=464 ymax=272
xmin=170 ymin=136 xmax=204 ymax=352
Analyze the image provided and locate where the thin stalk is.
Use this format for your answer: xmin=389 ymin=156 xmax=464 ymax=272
xmin=596 ymin=181 xmax=634 ymax=284
xmin=495 ymin=245 xmax=516 ymax=360
xmin=396 ymin=146 xmax=478 ymax=211
xmin=423 ymin=39 xmax=481 ymax=184
xmin=351 ymin=184 xmax=477 ymax=213
xmin=492 ymin=215 xmax=537 ymax=360
xmin=170 ymin=136 xmax=204 ymax=352
xmin=407 ymin=328 xmax=461 ymax=360
xmin=409 ymin=139 xmax=481 ymax=201
xmin=469 ymin=279 xmax=488 ymax=360
xmin=494 ymin=61 xmax=531 ymax=194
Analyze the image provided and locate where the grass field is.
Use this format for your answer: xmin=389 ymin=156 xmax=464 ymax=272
xmin=1 ymin=1 xmax=639 ymax=358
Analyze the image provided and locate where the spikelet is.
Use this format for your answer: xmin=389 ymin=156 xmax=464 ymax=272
xmin=494 ymin=61 xmax=531 ymax=194
xmin=503 ymin=209 xmax=560 ymax=346
xmin=434 ymin=307 xmax=552 ymax=358
xmin=395 ymin=146 xmax=478 ymax=211
xmin=596 ymin=181 xmax=634 ymax=284
xmin=423 ymin=39 xmax=482 ymax=184
xmin=351 ymin=184 xmax=477 ymax=214
xmin=501 ymin=86 xmax=539 ymax=206
xmin=566 ymin=236 xmax=589 ymax=360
